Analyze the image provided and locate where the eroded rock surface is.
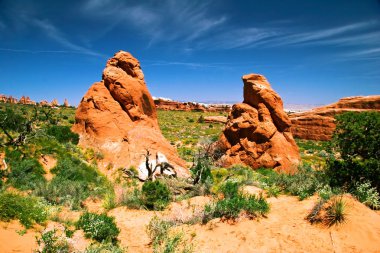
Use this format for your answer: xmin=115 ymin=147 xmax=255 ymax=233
xmin=72 ymin=51 xmax=187 ymax=175
xmin=290 ymin=95 xmax=380 ymax=140
xmin=217 ymin=74 xmax=300 ymax=172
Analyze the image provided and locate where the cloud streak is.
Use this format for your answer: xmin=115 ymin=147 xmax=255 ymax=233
xmin=83 ymin=0 xmax=227 ymax=45
xmin=32 ymin=19 xmax=103 ymax=57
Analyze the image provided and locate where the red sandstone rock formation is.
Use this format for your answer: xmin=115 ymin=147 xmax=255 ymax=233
xmin=39 ymin=100 xmax=50 ymax=106
xmin=72 ymin=51 xmax=187 ymax=174
xmin=217 ymin=74 xmax=300 ymax=172
xmin=63 ymin=99 xmax=70 ymax=107
xmin=7 ymin=96 xmax=18 ymax=104
xmin=19 ymin=96 xmax=36 ymax=105
xmin=51 ymin=99 xmax=59 ymax=107
xmin=0 ymin=95 xmax=7 ymax=103
xmin=290 ymin=95 xmax=380 ymax=141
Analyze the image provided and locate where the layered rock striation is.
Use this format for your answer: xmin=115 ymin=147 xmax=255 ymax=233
xmin=217 ymin=74 xmax=300 ymax=172
xmin=72 ymin=51 xmax=187 ymax=174
xmin=290 ymin=95 xmax=380 ymax=141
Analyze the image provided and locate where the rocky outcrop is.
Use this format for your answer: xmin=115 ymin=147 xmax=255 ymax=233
xmin=39 ymin=100 xmax=50 ymax=106
xmin=204 ymin=116 xmax=227 ymax=124
xmin=72 ymin=51 xmax=187 ymax=175
xmin=154 ymin=98 xmax=231 ymax=113
xmin=290 ymin=95 xmax=380 ymax=141
xmin=19 ymin=96 xmax=36 ymax=105
xmin=217 ymin=74 xmax=300 ymax=172
xmin=51 ymin=99 xmax=59 ymax=107
xmin=63 ymin=99 xmax=70 ymax=107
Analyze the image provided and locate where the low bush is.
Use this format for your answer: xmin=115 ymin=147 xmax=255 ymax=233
xmin=325 ymin=196 xmax=346 ymax=226
xmin=142 ymin=180 xmax=171 ymax=210
xmin=0 ymin=191 xmax=47 ymax=228
xmin=35 ymin=229 xmax=70 ymax=253
xmin=34 ymin=157 xmax=111 ymax=209
xmin=258 ymin=165 xmax=327 ymax=200
xmin=46 ymin=125 xmax=79 ymax=144
xmin=146 ymin=216 xmax=193 ymax=253
xmin=76 ymin=212 xmax=120 ymax=243
xmin=7 ymin=158 xmax=46 ymax=191
xmin=203 ymin=181 xmax=269 ymax=222
xmin=306 ymin=195 xmax=347 ymax=227
xmin=119 ymin=188 xmax=144 ymax=210
xmin=352 ymin=181 xmax=380 ymax=209
xmin=84 ymin=243 xmax=125 ymax=253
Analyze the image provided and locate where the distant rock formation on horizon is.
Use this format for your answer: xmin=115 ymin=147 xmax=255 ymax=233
xmin=217 ymin=73 xmax=300 ymax=172
xmin=290 ymin=95 xmax=380 ymax=141
xmin=0 ymin=94 xmax=73 ymax=108
xmin=72 ymin=51 xmax=187 ymax=175
xmin=154 ymin=97 xmax=231 ymax=113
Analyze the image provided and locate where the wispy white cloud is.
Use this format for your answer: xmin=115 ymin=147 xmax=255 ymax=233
xmin=32 ymin=19 xmax=103 ymax=57
xmin=196 ymin=27 xmax=280 ymax=50
xmin=83 ymin=0 xmax=226 ymax=45
xmin=265 ymin=20 xmax=379 ymax=47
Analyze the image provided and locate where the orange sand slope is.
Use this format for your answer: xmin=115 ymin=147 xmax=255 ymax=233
xmin=0 ymin=221 xmax=38 ymax=253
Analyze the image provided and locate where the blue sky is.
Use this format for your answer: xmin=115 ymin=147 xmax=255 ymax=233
xmin=0 ymin=0 xmax=379 ymax=106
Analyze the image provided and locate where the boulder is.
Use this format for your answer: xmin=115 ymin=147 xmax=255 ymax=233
xmin=72 ymin=51 xmax=187 ymax=175
xmin=217 ymin=74 xmax=300 ymax=172
xmin=290 ymin=95 xmax=380 ymax=141
xmin=203 ymin=116 xmax=227 ymax=124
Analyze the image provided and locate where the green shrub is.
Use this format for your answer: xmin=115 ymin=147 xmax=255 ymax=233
xmin=34 ymin=157 xmax=110 ymax=209
xmin=46 ymin=125 xmax=79 ymax=144
xmin=219 ymin=181 xmax=239 ymax=199
xmin=7 ymin=158 xmax=46 ymax=190
xmin=325 ymin=196 xmax=346 ymax=226
xmin=204 ymin=181 xmax=269 ymax=222
xmin=85 ymin=243 xmax=125 ymax=253
xmin=327 ymin=158 xmax=380 ymax=192
xmin=77 ymin=212 xmax=120 ymax=243
xmin=142 ymin=181 xmax=171 ymax=210
xmin=147 ymin=216 xmax=175 ymax=248
xmin=212 ymin=193 xmax=269 ymax=220
xmin=0 ymin=191 xmax=47 ymax=228
xmin=119 ymin=188 xmax=144 ymax=209
xmin=191 ymin=154 xmax=213 ymax=185
xmin=146 ymin=216 xmax=192 ymax=253
xmin=35 ymin=229 xmax=70 ymax=253
xmin=326 ymin=111 xmax=380 ymax=192
xmin=353 ymin=181 xmax=380 ymax=209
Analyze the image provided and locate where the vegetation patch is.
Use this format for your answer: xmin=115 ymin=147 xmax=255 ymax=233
xmin=203 ymin=181 xmax=269 ymax=222
xmin=142 ymin=180 xmax=171 ymax=210
xmin=0 ymin=191 xmax=48 ymax=228
xmin=77 ymin=212 xmax=120 ymax=244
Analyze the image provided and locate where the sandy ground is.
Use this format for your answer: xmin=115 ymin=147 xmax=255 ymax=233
xmin=108 ymin=195 xmax=380 ymax=253
xmin=1 ymin=194 xmax=379 ymax=253
xmin=0 ymin=221 xmax=39 ymax=253
xmin=181 ymin=195 xmax=380 ymax=253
